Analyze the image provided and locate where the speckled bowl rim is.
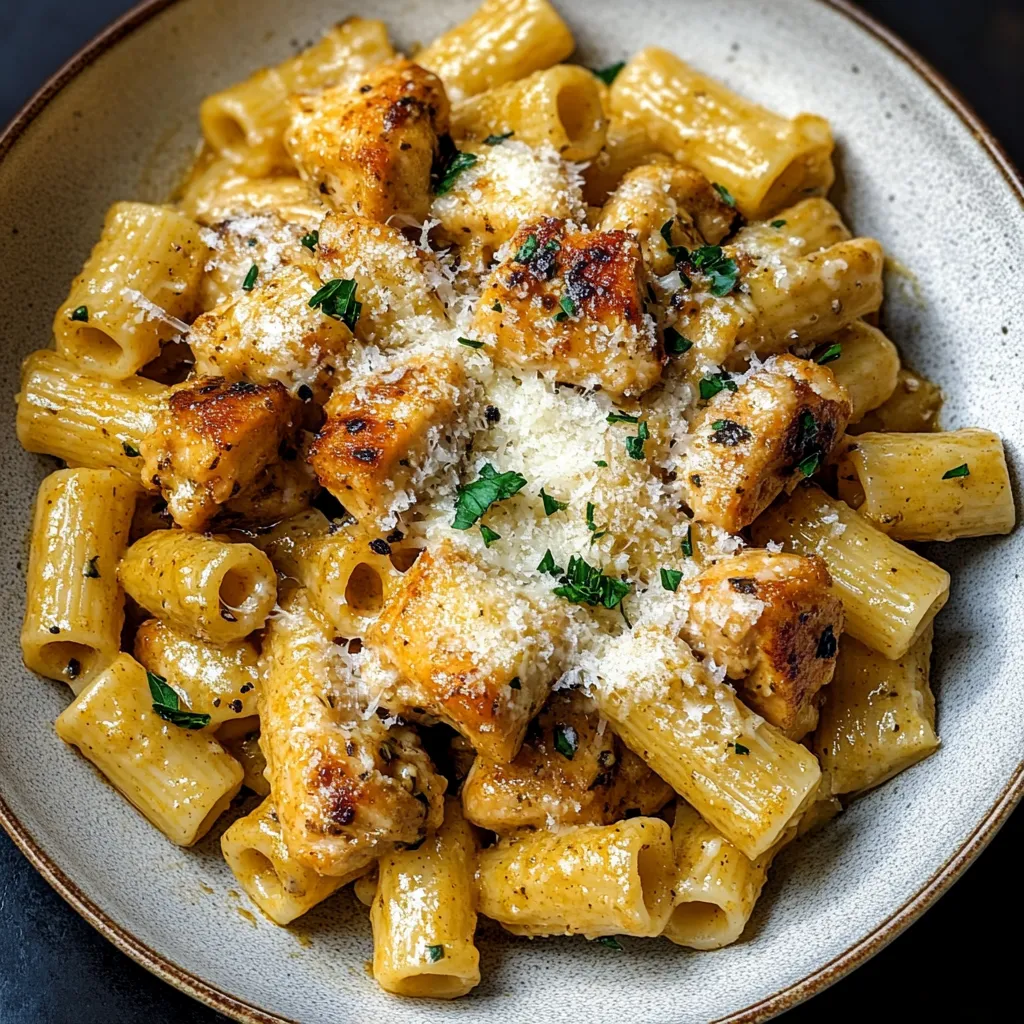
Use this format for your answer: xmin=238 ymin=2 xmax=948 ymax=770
xmin=0 ymin=1 xmax=1021 ymax=1021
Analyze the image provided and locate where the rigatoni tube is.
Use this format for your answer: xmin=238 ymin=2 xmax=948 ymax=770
xmin=371 ymin=798 xmax=480 ymax=999
xmin=119 ymin=531 xmax=276 ymax=643
xmin=22 ymin=469 xmax=138 ymax=691
xmin=55 ymin=653 xmax=243 ymax=846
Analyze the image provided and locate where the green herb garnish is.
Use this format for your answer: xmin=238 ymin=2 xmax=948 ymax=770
xmin=682 ymin=524 xmax=694 ymax=558
xmin=594 ymin=460 xmax=608 ymax=467
xmin=553 ymin=555 xmax=631 ymax=610
xmin=480 ymin=524 xmax=501 ymax=546
xmin=586 ymin=501 xmax=608 ymax=542
xmin=553 ymin=723 xmax=578 ymax=759
xmin=553 ymin=294 xmax=576 ymax=321
xmin=814 ymin=342 xmax=842 ymax=365
xmin=491 ymin=300 xmax=503 ymax=312
xmin=82 ymin=556 xmax=100 ymax=579
xmin=709 ymin=419 xmax=751 ymax=446
xmin=688 ymin=245 xmax=739 ymax=297
xmin=242 ymin=264 xmax=259 ymax=291
xmin=514 ymin=234 xmax=539 ymax=263
xmin=734 ymin=742 xmax=750 ymax=756
xmin=300 ymin=230 xmax=319 ymax=251
xmin=592 ymin=62 xmax=626 ymax=85
xmin=435 ymin=150 xmax=477 ymax=195
xmin=664 ymin=326 xmax=692 ymax=356
xmin=713 ymin=183 xmax=737 ymax=208
xmin=458 ymin=336 xmax=484 ymax=349
xmin=452 ymin=464 xmax=527 ymax=530
xmin=607 ymin=411 xmax=640 ymax=425
xmin=537 ymin=549 xmax=564 ymax=576
xmin=147 ymin=670 xmax=210 ymax=730
xmin=483 ymin=131 xmax=514 ymax=145
xmin=797 ymin=451 xmax=822 ymax=477
xmin=70 ymin=305 xmax=89 ymax=322
xmin=540 ymin=488 xmax=568 ymax=516
xmin=660 ymin=567 xmax=683 ymax=592
xmin=596 ymin=936 xmax=623 ymax=950
xmin=121 ymin=441 xmax=140 ymax=458
xmin=624 ymin=421 xmax=650 ymax=460
xmin=308 ymin=278 xmax=361 ymax=329
xmin=426 ymin=944 xmax=445 ymax=963
xmin=771 ymin=219 xmax=787 ymax=229
xmin=942 ymin=463 xmax=970 ymax=479
xmin=699 ymin=372 xmax=737 ymax=401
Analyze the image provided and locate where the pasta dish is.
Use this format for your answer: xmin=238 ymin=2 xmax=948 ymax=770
xmin=14 ymin=0 xmax=1016 ymax=999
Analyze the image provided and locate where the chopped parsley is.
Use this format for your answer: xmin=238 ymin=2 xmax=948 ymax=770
xmin=713 ymin=182 xmax=737 ymax=208
xmin=483 ymin=131 xmax=514 ymax=145
xmin=308 ymin=278 xmax=361 ymax=329
xmin=594 ymin=460 xmax=608 ymax=467
xmin=816 ymin=624 xmax=838 ymax=659
xmin=491 ymin=300 xmax=503 ymax=312
xmin=586 ymin=501 xmax=608 ymax=542
xmin=681 ymin=524 xmax=694 ymax=558
xmin=514 ymin=234 xmax=539 ymax=263
xmin=770 ymin=219 xmax=787 ymax=228
xmin=664 ymin=326 xmax=693 ymax=356
xmin=537 ymin=549 xmax=564 ymax=576
xmin=596 ymin=936 xmax=623 ymax=950
xmin=606 ymin=411 xmax=640 ymax=425
xmin=797 ymin=451 xmax=822 ymax=477
xmin=942 ymin=463 xmax=970 ymax=480
xmin=553 ymin=555 xmax=631 ymax=611
xmin=82 ymin=556 xmax=100 ymax=579
xmin=509 ymin=676 xmax=521 ymax=690
xmin=121 ymin=441 xmax=140 ymax=458
xmin=434 ymin=150 xmax=477 ymax=195
xmin=733 ymin=742 xmax=750 ymax=756
xmin=688 ymin=245 xmax=740 ymax=296
xmin=70 ymin=305 xmax=89 ymax=322
xmin=592 ymin=61 xmax=626 ymax=85
xmin=458 ymin=336 xmax=484 ymax=349
xmin=709 ymin=419 xmax=751 ymax=446
xmin=699 ymin=372 xmax=737 ymax=401
xmin=242 ymin=264 xmax=259 ymax=291
xmin=147 ymin=671 xmax=210 ymax=730
xmin=452 ymin=464 xmax=527 ymax=530
xmin=300 ymin=230 xmax=319 ymax=251
xmin=813 ymin=342 xmax=842 ymax=365
xmin=660 ymin=567 xmax=683 ymax=592
xmin=553 ymin=294 xmax=576 ymax=321
xmin=426 ymin=944 xmax=445 ymax=963
xmin=553 ymin=723 xmax=578 ymax=759
xmin=479 ymin=524 xmax=501 ymax=547
xmin=797 ymin=411 xmax=818 ymax=451
xmin=540 ymin=488 xmax=568 ymax=516
xmin=659 ymin=218 xmax=690 ymax=264
xmin=624 ymin=421 xmax=650 ymax=460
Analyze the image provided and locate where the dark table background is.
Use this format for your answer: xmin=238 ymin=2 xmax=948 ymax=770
xmin=1 ymin=1 xmax=1021 ymax=1020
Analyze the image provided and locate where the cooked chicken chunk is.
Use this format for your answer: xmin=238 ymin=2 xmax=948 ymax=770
xmin=681 ymin=550 xmax=844 ymax=738
xmin=472 ymin=218 xmax=661 ymax=398
xmin=680 ymin=354 xmax=851 ymax=532
xmin=461 ymin=690 xmax=673 ymax=832
xmin=141 ymin=377 xmax=300 ymax=530
xmin=366 ymin=540 xmax=568 ymax=762
xmin=308 ymin=356 xmax=467 ymax=523
xmin=285 ymin=59 xmax=450 ymax=223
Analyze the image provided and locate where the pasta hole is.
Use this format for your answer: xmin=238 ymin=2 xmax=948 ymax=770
xmin=394 ymin=974 xmax=469 ymax=999
xmin=669 ymin=901 xmax=731 ymax=943
xmin=236 ymin=849 xmax=284 ymax=898
xmin=71 ymin=326 xmax=124 ymax=368
xmin=205 ymin=112 xmax=248 ymax=157
xmin=636 ymin=840 xmax=670 ymax=919
xmin=345 ymin=562 xmax=384 ymax=615
xmin=219 ymin=568 xmax=254 ymax=611
xmin=40 ymin=641 xmax=100 ymax=687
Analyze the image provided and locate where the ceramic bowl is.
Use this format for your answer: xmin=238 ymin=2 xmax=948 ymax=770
xmin=1 ymin=1 xmax=1021 ymax=1021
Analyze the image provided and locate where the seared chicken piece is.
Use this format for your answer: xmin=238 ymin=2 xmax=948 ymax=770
xmin=597 ymin=162 xmax=737 ymax=274
xmin=680 ymin=550 xmax=844 ymax=738
xmin=471 ymin=217 xmax=661 ymax=398
xmin=308 ymin=356 xmax=467 ymax=523
xmin=461 ymin=689 xmax=673 ymax=832
xmin=285 ymin=59 xmax=450 ymax=223
xmin=190 ymin=263 xmax=352 ymax=403
xmin=366 ymin=540 xmax=568 ymax=762
xmin=679 ymin=354 xmax=851 ymax=533
xmin=260 ymin=588 xmax=446 ymax=877
xmin=141 ymin=377 xmax=300 ymax=530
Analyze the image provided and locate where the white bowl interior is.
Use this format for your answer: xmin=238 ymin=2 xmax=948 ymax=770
xmin=0 ymin=1 xmax=1021 ymax=1022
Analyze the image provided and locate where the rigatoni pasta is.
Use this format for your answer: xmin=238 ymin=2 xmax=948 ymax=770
xmin=15 ymin=0 xmax=1016 ymax=999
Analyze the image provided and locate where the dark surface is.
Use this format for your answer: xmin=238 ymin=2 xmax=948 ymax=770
xmin=0 ymin=1 xmax=1021 ymax=1021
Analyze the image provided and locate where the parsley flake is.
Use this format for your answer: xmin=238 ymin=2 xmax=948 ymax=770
xmin=797 ymin=451 xmax=822 ymax=477
xmin=147 ymin=670 xmax=210 ymax=730
xmin=458 ymin=336 xmax=484 ymax=349
xmin=624 ymin=421 xmax=650 ymax=460
xmin=733 ymin=742 xmax=750 ymax=756
xmin=681 ymin=524 xmax=694 ymax=558
xmin=596 ymin=936 xmax=623 ymax=950
xmin=607 ymin=411 xmax=640 ymax=425
xmin=426 ymin=944 xmax=445 ymax=963
xmin=771 ymin=219 xmax=787 ymax=229
xmin=710 ymin=419 xmax=751 ymax=446
xmin=660 ymin=567 xmax=683 ymax=592
xmin=434 ymin=150 xmax=477 ymax=195
xmin=813 ymin=342 xmax=842 ymax=365
xmin=594 ymin=460 xmax=608 ymax=467
xmin=699 ymin=372 xmax=737 ymax=401
xmin=483 ymin=131 xmax=514 ymax=145
xmin=82 ymin=556 xmax=100 ymax=579
xmin=452 ymin=464 xmax=527 ymax=530
xmin=242 ymin=264 xmax=259 ymax=291
xmin=942 ymin=463 xmax=970 ymax=480
xmin=688 ymin=245 xmax=740 ymax=296
xmin=592 ymin=62 xmax=626 ymax=85
xmin=479 ymin=524 xmax=501 ymax=547
xmin=713 ymin=182 xmax=737 ymax=208
xmin=491 ymin=300 xmax=503 ymax=312
xmin=553 ymin=723 xmax=578 ymax=759
xmin=664 ymin=326 xmax=693 ymax=356
xmin=586 ymin=501 xmax=608 ymax=542
xmin=553 ymin=294 xmax=576 ymax=321
xmin=121 ymin=441 xmax=140 ymax=458
xmin=308 ymin=278 xmax=361 ymax=329
xmin=553 ymin=555 xmax=631 ymax=610
xmin=540 ymin=488 xmax=568 ymax=516
xmin=537 ymin=549 xmax=564 ymax=576
xmin=300 ymin=230 xmax=319 ymax=251
xmin=70 ymin=305 xmax=89 ymax=322
xmin=514 ymin=234 xmax=539 ymax=263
